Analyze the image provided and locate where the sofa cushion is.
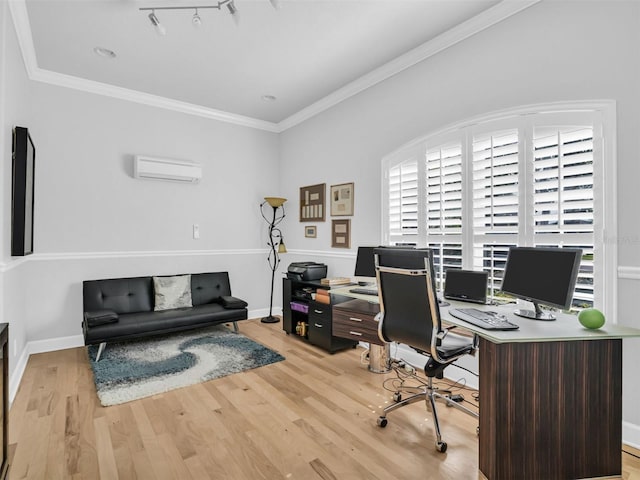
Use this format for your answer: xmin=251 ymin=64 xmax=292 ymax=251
xmin=83 ymin=277 xmax=153 ymax=314
xmin=83 ymin=303 xmax=247 ymax=345
xmin=154 ymin=275 xmax=193 ymax=311
xmin=191 ymin=272 xmax=232 ymax=306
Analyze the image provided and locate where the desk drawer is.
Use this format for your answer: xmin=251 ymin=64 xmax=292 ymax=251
xmin=332 ymin=310 xmax=383 ymax=345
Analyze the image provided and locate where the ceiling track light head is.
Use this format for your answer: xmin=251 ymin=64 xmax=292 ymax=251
xmin=148 ymin=11 xmax=167 ymax=35
xmin=226 ymin=0 xmax=237 ymax=15
xmin=192 ymin=8 xmax=202 ymax=27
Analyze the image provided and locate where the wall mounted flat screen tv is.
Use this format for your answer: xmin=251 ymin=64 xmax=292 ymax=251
xmin=11 ymin=126 xmax=35 ymax=256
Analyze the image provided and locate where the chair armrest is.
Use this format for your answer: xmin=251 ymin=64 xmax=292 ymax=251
xmin=84 ymin=310 xmax=119 ymax=327
xmin=220 ymin=296 xmax=248 ymax=309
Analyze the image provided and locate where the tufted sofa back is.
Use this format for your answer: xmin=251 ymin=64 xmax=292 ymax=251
xmin=83 ymin=272 xmax=233 ymax=314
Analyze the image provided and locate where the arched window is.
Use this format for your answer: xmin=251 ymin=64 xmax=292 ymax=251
xmin=382 ymin=102 xmax=616 ymax=315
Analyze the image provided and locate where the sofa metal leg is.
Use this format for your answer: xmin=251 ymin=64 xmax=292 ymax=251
xmin=95 ymin=342 xmax=106 ymax=362
xmin=232 ymin=321 xmax=239 ymax=333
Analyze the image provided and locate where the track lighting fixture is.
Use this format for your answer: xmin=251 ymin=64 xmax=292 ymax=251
xmin=192 ymin=9 xmax=202 ymax=27
xmin=148 ymin=11 xmax=166 ymax=36
xmin=140 ymin=0 xmax=248 ymax=34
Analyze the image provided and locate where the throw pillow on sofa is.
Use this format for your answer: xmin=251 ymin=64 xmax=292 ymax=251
xmin=154 ymin=275 xmax=193 ymax=311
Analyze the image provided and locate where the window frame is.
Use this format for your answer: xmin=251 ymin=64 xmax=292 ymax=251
xmin=381 ymin=101 xmax=617 ymax=321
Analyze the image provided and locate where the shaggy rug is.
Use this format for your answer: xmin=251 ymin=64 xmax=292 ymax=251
xmin=88 ymin=325 xmax=285 ymax=406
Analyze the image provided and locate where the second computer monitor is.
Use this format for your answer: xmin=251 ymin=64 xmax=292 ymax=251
xmin=354 ymin=246 xmax=377 ymax=278
xmin=443 ymin=269 xmax=488 ymax=304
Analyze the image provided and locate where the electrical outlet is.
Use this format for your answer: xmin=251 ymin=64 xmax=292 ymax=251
xmin=193 ymin=224 xmax=200 ymax=239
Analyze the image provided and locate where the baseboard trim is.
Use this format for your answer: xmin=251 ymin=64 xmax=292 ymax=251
xmin=623 ymin=421 xmax=640 ymax=450
xmin=9 ymin=346 xmax=29 ymax=406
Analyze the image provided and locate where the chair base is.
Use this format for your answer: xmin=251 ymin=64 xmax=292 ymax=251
xmin=377 ymin=376 xmax=478 ymax=452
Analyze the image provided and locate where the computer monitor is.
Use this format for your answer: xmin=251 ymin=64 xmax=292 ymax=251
xmin=500 ymin=246 xmax=582 ymax=321
xmin=354 ymin=246 xmax=377 ymax=279
xmin=444 ymin=269 xmax=488 ymax=304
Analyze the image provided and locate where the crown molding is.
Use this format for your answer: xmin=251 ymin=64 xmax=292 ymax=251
xmin=277 ymin=0 xmax=540 ymax=131
xmin=9 ymin=0 xmax=539 ymax=133
xmin=30 ymin=68 xmax=281 ymax=132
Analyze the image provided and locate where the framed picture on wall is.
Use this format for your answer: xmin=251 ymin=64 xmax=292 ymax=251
xmin=305 ymin=225 xmax=317 ymax=238
xmin=331 ymin=219 xmax=351 ymax=248
xmin=299 ymin=183 xmax=326 ymax=222
xmin=330 ymin=182 xmax=354 ymax=216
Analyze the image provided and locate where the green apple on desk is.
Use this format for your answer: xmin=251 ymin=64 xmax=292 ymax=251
xmin=578 ymin=308 xmax=606 ymax=329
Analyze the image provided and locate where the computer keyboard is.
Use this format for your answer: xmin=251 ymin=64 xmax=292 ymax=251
xmin=449 ymin=308 xmax=519 ymax=330
xmin=349 ymin=287 xmax=378 ymax=296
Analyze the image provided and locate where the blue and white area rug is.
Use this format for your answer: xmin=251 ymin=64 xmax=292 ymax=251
xmin=88 ymin=325 xmax=285 ymax=406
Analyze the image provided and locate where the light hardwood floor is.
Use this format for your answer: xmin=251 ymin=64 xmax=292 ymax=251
xmin=8 ymin=319 xmax=640 ymax=479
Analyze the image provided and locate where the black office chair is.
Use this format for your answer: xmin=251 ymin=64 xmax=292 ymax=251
xmin=374 ymin=247 xmax=478 ymax=453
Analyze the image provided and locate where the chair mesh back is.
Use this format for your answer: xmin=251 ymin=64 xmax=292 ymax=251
xmin=375 ymin=248 xmax=442 ymax=353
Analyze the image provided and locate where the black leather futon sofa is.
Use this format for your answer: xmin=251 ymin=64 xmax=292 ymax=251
xmin=82 ymin=272 xmax=248 ymax=361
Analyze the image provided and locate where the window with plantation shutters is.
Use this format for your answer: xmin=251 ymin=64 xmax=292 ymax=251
xmin=382 ymin=104 xmax=613 ymax=313
xmin=472 ymin=129 xmax=519 ymax=235
xmin=426 ymin=144 xmax=463 ymax=287
xmin=387 ymin=158 xmax=419 ymax=244
xmin=533 ymin=127 xmax=594 ymax=235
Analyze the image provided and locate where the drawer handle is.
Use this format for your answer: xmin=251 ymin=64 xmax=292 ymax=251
xmin=349 ymin=331 xmax=363 ymax=336
xmin=314 ymin=323 xmax=323 ymax=328
xmin=349 ymin=317 xmax=363 ymax=322
xmin=314 ymin=310 xmax=323 ymax=314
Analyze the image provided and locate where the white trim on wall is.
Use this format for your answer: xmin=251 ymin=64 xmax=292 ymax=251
xmin=8 ymin=0 xmax=540 ymax=133
xmin=0 ymin=248 xmax=267 ymax=272
xmin=619 ymin=266 xmax=640 ymax=280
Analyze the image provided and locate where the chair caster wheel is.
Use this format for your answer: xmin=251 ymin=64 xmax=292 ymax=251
xmin=377 ymin=417 xmax=388 ymax=428
xmin=436 ymin=441 xmax=447 ymax=453
xmin=393 ymin=392 xmax=402 ymax=402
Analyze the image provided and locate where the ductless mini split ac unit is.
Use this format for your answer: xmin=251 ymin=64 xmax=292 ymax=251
xmin=134 ymin=155 xmax=202 ymax=183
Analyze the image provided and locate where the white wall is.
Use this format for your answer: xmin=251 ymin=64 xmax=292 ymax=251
xmin=1 ymin=1 xmax=32 ymax=382
xmin=0 ymin=3 xmax=282 ymax=388
xmin=280 ymin=1 xmax=640 ymax=445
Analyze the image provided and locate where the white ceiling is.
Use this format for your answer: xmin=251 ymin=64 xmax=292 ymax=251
xmin=13 ymin=0 xmax=535 ymax=130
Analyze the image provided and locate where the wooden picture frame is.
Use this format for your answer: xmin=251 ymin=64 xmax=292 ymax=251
xmin=299 ymin=183 xmax=325 ymax=222
xmin=331 ymin=219 xmax=351 ymax=248
xmin=330 ymin=182 xmax=354 ymax=216
xmin=304 ymin=225 xmax=317 ymax=238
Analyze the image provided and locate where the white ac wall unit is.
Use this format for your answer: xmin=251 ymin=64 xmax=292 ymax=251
xmin=134 ymin=155 xmax=202 ymax=183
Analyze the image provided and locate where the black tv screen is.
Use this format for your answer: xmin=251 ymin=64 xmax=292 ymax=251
xmin=11 ymin=126 xmax=35 ymax=256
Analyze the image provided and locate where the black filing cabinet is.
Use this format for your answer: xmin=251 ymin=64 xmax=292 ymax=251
xmin=308 ymin=301 xmax=331 ymax=351
xmin=282 ymin=278 xmax=356 ymax=353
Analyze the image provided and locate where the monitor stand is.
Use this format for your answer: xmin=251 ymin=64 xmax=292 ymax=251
xmin=513 ymin=302 xmax=556 ymax=321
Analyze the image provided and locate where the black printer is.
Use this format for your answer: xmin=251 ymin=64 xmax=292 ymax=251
xmin=287 ymin=262 xmax=327 ymax=282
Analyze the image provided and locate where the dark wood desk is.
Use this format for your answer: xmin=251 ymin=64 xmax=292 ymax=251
xmin=332 ymin=299 xmax=390 ymax=373
xmin=329 ymin=286 xmax=640 ymax=480
xmin=445 ymin=303 xmax=638 ymax=480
